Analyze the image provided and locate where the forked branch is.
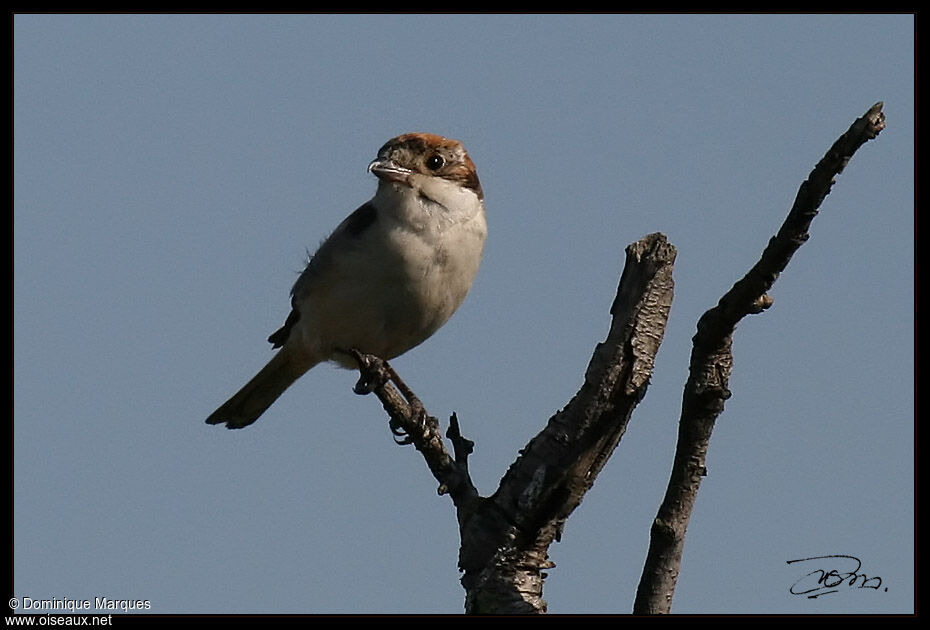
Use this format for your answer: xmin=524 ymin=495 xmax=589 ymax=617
xmin=633 ymin=102 xmax=886 ymax=615
xmin=356 ymin=233 xmax=677 ymax=613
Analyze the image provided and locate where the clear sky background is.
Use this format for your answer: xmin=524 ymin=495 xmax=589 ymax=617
xmin=13 ymin=14 xmax=913 ymax=615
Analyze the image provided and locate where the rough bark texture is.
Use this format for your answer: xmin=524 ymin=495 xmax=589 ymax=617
xmin=632 ymin=102 xmax=886 ymax=615
xmin=352 ymin=103 xmax=885 ymax=614
xmin=355 ymin=233 xmax=676 ymax=613
xmin=459 ymin=233 xmax=676 ymax=614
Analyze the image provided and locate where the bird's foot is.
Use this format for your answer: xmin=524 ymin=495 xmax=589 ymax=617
xmin=349 ymin=350 xmax=390 ymax=395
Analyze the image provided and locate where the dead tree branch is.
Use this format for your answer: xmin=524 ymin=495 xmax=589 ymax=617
xmin=352 ymin=351 xmax=480 ymax=516
xmin=632 ymin=102 xmax=886 ymax=614
xmin=355 ymin=233 xmax=677 ymax=613
xmin=352 ymin=103 xmax=884 ymax=614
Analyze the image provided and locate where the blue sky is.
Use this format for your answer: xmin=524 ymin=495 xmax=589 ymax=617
xmin=13 ymin=14 xmax=913 ymax=614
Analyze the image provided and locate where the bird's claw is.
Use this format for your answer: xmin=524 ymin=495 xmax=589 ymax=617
xmin=353 ymin=374 xmax=374 ymax=395
xmin=349 ymin=349 xmax=390 ymax=395
xmin=389 ymin=417 xmax=413 ymax=445
xmin=388 ymin=400 xmax=428 ymax=446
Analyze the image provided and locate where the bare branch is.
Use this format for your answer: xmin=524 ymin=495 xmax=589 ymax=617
xmin=633 ymin=102 xmax=886 ymax=615
xmin=351 ymin=351 xmax=480 ymax=514
xmin=353 ymin=234 xmax=676 ymax=613
xmin=459 ymin=232 xmax=676 ymax=613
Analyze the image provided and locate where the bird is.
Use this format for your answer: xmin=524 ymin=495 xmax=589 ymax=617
xmin=206 ymin=132 xmax=487 ymax=429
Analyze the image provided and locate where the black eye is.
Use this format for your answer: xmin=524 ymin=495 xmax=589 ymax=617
xmin=425 ymin=154 xmax=445 ymax=171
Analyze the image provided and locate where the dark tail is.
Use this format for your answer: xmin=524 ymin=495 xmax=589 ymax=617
xmin=206 ymin=348 xmax=317 ymax=429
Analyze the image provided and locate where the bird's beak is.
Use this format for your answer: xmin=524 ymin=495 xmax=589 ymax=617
xmin=368 ymin=158 xmax=412 ymax=184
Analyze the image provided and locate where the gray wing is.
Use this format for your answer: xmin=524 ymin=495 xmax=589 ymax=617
xmin=267 ymin=201 xmax=379 ymax=349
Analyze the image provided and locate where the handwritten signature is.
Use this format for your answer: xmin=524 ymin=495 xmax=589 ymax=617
xmin=787 ymin=554 xmax=886 ymax=598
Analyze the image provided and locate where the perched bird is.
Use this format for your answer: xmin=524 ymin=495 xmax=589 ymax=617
xmin=206 ymin=133 xmax=487 ymax=429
